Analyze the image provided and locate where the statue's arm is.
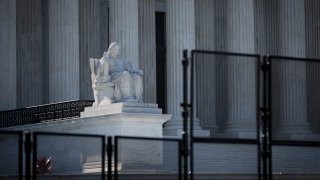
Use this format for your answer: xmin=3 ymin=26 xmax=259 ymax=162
xmin=125 ymin=61 xmax=143 ymax=75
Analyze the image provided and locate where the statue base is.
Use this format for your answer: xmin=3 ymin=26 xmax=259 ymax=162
xmin=80 ymin=102 xmax=171 ymax=172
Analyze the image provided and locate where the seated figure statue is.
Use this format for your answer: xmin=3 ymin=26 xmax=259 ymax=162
xmin=90 ymin=42 xmax=143 ymax=106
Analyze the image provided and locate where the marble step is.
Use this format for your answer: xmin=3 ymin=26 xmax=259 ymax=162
xmin=84 ymin=102 xmax=158 ymax=112
xmin=81 ymin=103 xmax=163 ymax=118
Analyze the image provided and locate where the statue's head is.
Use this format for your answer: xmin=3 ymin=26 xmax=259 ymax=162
xmin=107 ymin=42 xmax=120 ymax=58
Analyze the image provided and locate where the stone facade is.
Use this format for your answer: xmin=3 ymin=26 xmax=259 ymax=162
xmin=1 ymin=0 xmax=320 ymax=137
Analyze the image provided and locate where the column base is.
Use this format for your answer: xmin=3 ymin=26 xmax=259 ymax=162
xmin=163 ymin=118 xmax=210 ymax=137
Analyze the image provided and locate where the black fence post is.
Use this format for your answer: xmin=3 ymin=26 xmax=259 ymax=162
xmin=102 ymin=136 xmax=106 ymax=180
xmin=107 ymin=136 xmax=112 ymax=180
xmin=257 ymin=55 xmax=262 ymax=180
xmin=18 ymin=132 xmax=23 ymax=180
xmin=261 ymin=55 xmax=271 ymax=180
xmin=267 ymin=56 xmax=272 ymax=180
xmin=25 ymin=132 xmax=32 ymax=180
xmin=182 ymin=49 xmax=189 ymax=180
xmin=114 ymin=137 xmax=118 ymax=180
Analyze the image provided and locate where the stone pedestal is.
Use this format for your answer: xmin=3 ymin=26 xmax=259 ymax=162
xmin=81 ymin=103 xmax=170 ymax=172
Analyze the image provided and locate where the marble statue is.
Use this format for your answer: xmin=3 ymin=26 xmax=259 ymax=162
xmin=90 ymin=42 xmax=143 ymax=106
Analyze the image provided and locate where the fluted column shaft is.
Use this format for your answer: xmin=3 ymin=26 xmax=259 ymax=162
xmin=273 ymin=0 xmax=311 ymax=136
xmin=109 ymin=0 xmax=139 ymax=69
xmin=195 ymin=0 xmax=217 ymax=132
xmin=16 ymin=0 xmax=43 ymax=108
xmin=0 ymin=0 xmax=16 ymax=111
xmin=48 ymin=0 xmax=80 ymax=103
xmin=139 ymin=0 xmax=157 ymax=103
xmin=164 ymin=0 xmax=195 ymax=135
xmin=79 ymin=0 xmax=101 ymax=100
xmin=224 ymin=0 xmax=256 ymax=138
xmin=306 ymin=0 xmax=320 ymax=133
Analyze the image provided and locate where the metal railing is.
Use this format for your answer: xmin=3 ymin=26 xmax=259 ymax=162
xmin=0 ymin=131 xmax=183 ymax=180
xmin=0 ymin=100 xmax=94 ymax=128
xmin=267 ymin=55 xmax=320 ymax=179
xmin=183 ymin=50 xmax=320 ymax=180
xmin=185 ymin=50 xmax=262 ymax=179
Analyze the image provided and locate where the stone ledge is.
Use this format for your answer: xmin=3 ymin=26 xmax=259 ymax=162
xmin=81 ymin=103 xmax=162 ymax=118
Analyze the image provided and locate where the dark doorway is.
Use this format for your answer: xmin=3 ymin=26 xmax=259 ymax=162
xmin=156 ymin=12 xmax=166 ymax=113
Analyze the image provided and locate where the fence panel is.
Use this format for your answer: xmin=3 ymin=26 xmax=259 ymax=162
xmin=32 ymin=132 xmax=105 ymax=180
xmin=114 ymin=136 xmax=181 ymax=180
xmin=0 ymin=131 xmax=23 ymax=180
xmin=193 ymin=139 xmax=259 ymax=180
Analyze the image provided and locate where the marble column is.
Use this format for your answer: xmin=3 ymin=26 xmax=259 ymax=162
xmin=138 ymin=0 xmax=157 ymax=103
xmin=272 ymin=0 xmax=312 ymax=139
xmin=194 ymin=0 xmax=217 ymax=134
xmin=79 ymin=0 xmax=101 ymax=100
xmin=48 ymin=0 xmax=80 ymax=103
xmin=16 ymin=0 xmax=44 ymax=108
xmin=223 ymin=0 xmax=257 ymax=138
xmin=305 ymin=0 xmax=320 ymax=133
xmin=0 ymin=0 xmax=16 ymax=111
xmin=109 ymin=0 xmax=139 ymax=70
xmin=164 ymin=0 xmax=196 ymax=136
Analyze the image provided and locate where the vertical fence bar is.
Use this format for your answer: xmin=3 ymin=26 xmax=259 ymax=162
xmin=102 ymin=136 xmax=106 ymax=180
xmin=190 ymin=50 xmax=194 ymax=180
xmin=32 ymin=133 xmax=37 ymax=180
xmin=114 ymin=137 xmax=118 ymax=180
xmin=261 ymin=56 xmax=268 ymax=180
xmin=25 ymin=132 xmax=31 ymax=180
xmin=267 ymin=57 xmax=272 ymax=180
xmin=107 ymin=136 xmax=112 ymax=180
xmin=257 ymin=55 xmax=262 ymax=180
xmin=18 ymin=132 xmax=23 ymax=180
xmin=182 ymin=50 xmax=189 ymax=180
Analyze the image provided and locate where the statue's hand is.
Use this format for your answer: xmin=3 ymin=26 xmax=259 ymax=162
xmin=93 ymin=80 xmax=101 ymax=91
xmin=134 ymin=70 xmax=143 ymax=75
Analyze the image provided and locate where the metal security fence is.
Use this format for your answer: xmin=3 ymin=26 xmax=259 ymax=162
xmin=267 ymin=56 xmax=320 ymax=180
xmin=183 ymin=50 xmax=320 ymax=180
xmin=184 ymin=50 xmax=262 ymax=179
xmin=0 ymin=132 xmax=183 ymax=180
